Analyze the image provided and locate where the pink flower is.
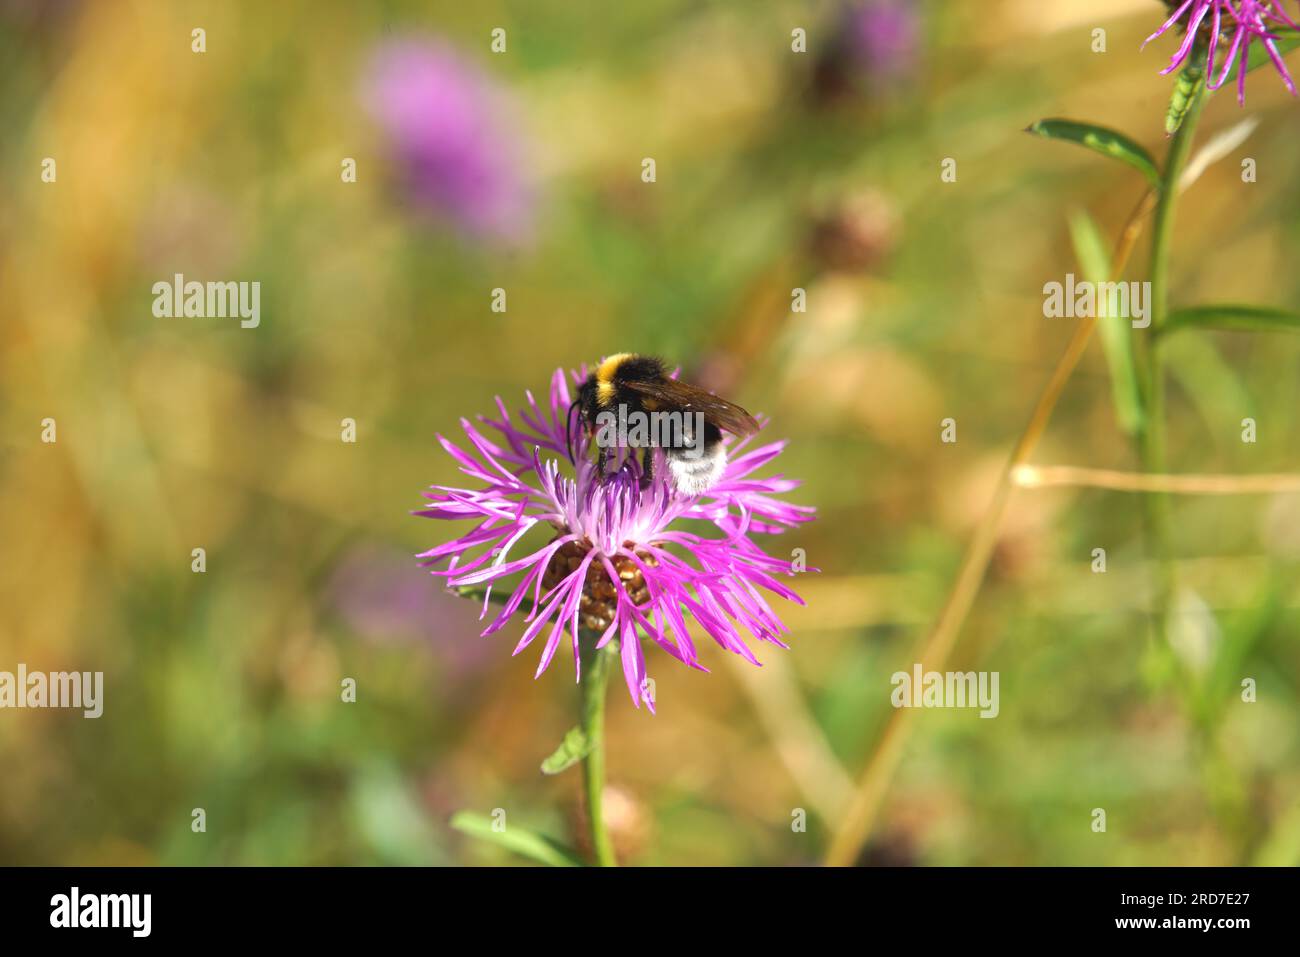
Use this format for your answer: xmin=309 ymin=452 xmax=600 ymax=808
xmin=361 ymin=38 xmax=534 ymax=243
xmin=413 ymin=368 xmax=815 ymax=711
xmin=1145 ymin=0 xmax=1299 ymax=103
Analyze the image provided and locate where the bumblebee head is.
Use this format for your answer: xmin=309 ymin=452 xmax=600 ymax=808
xmin=566 ymin=374 xmax=599 ymax=463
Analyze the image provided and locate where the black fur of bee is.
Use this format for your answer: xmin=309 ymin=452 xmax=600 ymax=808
xmin=566 ymin=354 xmax=759 ymax=494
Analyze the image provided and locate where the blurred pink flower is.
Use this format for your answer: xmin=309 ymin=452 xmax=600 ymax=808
xmin=847 ymin=0 xmax=920 ymax=83
xmin=361 ymin=38 xmax=535 ymax=244
xmin=329 ymin=545 xmax=497 ymax=678
xmin=811 ymin=1 xmax=921 ymax=104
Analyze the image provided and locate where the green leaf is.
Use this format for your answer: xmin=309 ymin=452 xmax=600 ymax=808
xmin=1067 ymin=209 xmax=1143 ymax=435
xmin=1026 ymin=119 xmax=1160 ymax=187
xmin=449 ymin=811 xmax=584 ymax=867
xmin=1164 ymin=334 xmax=1255 ymax=439
xmin=1161 ymin=304 xmax=1300 ymax=337
xmin=540 ymin=726 xmax=592 ymax=775
xmin=1166 ymin=63 xmax=1204 ymax=137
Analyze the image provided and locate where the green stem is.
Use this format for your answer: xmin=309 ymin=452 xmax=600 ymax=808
xmin=1142 ymin=78 xmax=1207 ymax=630
xmin=579 ymin=632 xmax=617 ymax=867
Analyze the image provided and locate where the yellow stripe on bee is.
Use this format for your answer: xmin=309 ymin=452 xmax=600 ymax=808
xmin=596 ymin=353 xmax=632 ymax=383
xmin=595 ymin=353 xmax=632 ymax=406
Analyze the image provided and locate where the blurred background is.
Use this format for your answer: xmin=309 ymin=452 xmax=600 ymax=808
xmin=2 ymin=0 xmax=1298 ymax=866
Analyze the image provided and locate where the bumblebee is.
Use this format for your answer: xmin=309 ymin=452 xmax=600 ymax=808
xmin=567 ymin=353 xmax=759 ymax=494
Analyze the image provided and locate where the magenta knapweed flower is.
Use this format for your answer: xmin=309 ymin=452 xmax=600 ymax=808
xmin=361 ymin=38 xmax=534 ymax=243
xmin=847 ymin=0 xmax=920 ymax=83
xmin=414 ymin=367 xmax=814 ymax=711
xmin=1145 ymin=0 xmax=1299 ymax=103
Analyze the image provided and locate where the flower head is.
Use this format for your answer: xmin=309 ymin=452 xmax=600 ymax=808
xmin=1144 ymin=0 xmax=1299 ymax=103
xmin=414 ymin=368 xmax=815 ymax=711
xmin=811 ymin=1 xmax=920 ymax=104
xmin=361 ymin=38 xmax=534 ymax=243
xmin=847 ymin=0 xmax=920 ymax=84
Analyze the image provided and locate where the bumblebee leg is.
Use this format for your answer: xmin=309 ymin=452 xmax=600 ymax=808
xmin=640 ymin=446 xmax=655 ymax=488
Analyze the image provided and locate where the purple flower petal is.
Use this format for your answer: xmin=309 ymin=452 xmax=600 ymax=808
xmin=413 ymin=366 xmax=816 ymax=709
xmin=1146 ymin=1 xmax=1300 ymax=103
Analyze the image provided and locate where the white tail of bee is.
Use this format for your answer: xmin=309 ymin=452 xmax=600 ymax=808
xmin=667 ymin=443 xmax=727 ymax=495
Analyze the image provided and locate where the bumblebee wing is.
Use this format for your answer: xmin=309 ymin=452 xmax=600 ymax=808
xmin=622 ymin=378 xmax=760 ymax=436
